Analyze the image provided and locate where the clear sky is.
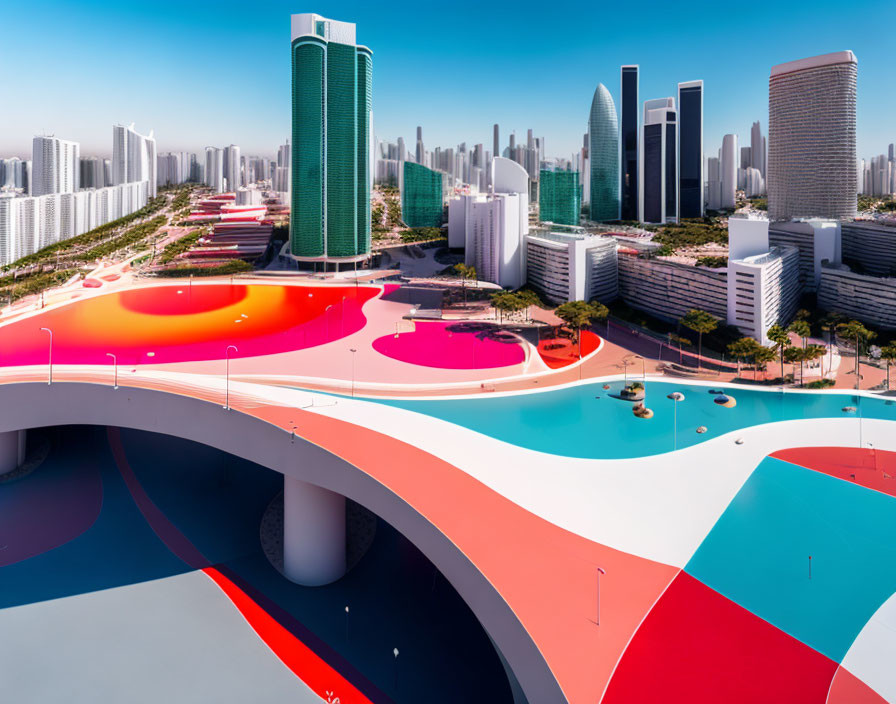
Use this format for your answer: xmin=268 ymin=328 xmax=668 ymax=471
xmin=3 ymin=0 xmax=894 ymax=162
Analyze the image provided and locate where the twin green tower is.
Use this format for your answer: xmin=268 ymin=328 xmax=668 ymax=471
xmin=290 ymin=14 xmax=371 ymax=265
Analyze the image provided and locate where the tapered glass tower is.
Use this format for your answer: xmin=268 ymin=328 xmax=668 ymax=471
xmin=588 ymin=83 xmax=619 ymax=221
xmin=290 ymin=14 xmax=372 ymax=263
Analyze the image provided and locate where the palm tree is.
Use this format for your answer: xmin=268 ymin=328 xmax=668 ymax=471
xmin=879 ymin=344 xmax=896 ymax=391
xmin=727 ymin=337 xmax=760 ymax=378
xmin=836 ymin=320 xmax=876 ymax=390
xmin=453 ymin=263 xmax=477 ymax=305
xmin=767 ymin=324 xmax=792 ymax=384
xmin=679 ymin=309 xmax=718 ymax=370
xmin=556 ymin=300 xmax=606 ymax=358
xmin=819 ymin=312 xmax=844 ymax=376
xmin=784 ymin=347 xmax=804 ymax=386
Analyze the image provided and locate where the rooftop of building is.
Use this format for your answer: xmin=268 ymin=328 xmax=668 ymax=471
xmin=770 ymin=50 xmax=857 ymax=77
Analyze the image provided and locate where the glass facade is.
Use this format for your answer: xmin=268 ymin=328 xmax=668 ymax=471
xmin=643 ymin=124 xmax=662 ymax=224
xmin=678 ymin=83 xmax=702 ymax=218
xmin=290 ymin=29 xmax=371 ymax=260
xmin=539 ymin=169 xmax=581 ymax=226
xmin=620 ymin=67 xmax=639 ymax=221
xmin=588 ymin=83 xmax=619 ymax=221
xmin=401 ymin=161 xmax=443 ymax=228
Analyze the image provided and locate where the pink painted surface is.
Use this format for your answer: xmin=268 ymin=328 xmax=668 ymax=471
xmin=372 ymin=321 xmax=525 ymax=369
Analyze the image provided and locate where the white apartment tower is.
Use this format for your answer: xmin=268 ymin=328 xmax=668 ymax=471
xmin=112 ymin=123 xmax=157 ymax=197
xmin=31 ymin=136 xmax=79 ymax=196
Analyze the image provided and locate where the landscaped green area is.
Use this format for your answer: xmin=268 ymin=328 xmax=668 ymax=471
xmin=399 ymin=227 xmax=443 ymax=243
xmin=2 ymin=195 xmax=167 ymax=271
xmin=154 ymin=260 xmax=253 ymax=278
xmin=158 ymin=229 xmax=203 ymax=264
xmin=0 ymin=268 xmax=80 ymax=302
xmin=651 ymin=217 xmax=728 ymax=249
xmin=696 ymin=255 xmax=728 ymax=268
xmin=81 ymin=216 xmax=167 ymax=260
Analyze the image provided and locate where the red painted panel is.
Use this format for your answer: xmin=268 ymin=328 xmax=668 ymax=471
xmin=602 ymin=572 xmax=837 ymax=704
xmin=204 ymin=567 xmax=373 ymax=704
xmin=771 ymin=447 xmax=896 ymax=498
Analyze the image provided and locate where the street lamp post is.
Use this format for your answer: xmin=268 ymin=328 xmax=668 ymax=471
xmin=596 ymin=566 xmax=606 ymax=626
xmin=325 ymin=304 xmax=334 ymax=340
xmin=40 ymin=327 xmax=53 ymax=385
xmin=667 ymin=392 xmax=685 ymax=451
xmin=350 ymin=348 xmax=357 ymax=398
xmin=106 ymin=353 xmax=118 ymax=389
xmin=224 ymin=345 xmax=238 ymax=410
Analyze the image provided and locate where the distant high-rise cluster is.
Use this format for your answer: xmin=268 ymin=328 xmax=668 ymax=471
xmin=0 ymin=124 xmax=156 ymax=267
xmin=858 ymin=146 xmax=895 ymax=196
xmin=768 ymin=51 xmax=857 ymax=222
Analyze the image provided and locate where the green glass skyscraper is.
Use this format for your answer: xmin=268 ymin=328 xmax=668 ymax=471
xmin=539 ymin=168 xmax=581 ymax=226
xmin=290 ymin=14 xmax=371 ymax=263
xmin=401 ymin=161 xmax=444 ymax=228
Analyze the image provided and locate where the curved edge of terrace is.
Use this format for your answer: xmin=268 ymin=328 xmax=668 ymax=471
xmin=0 ymin=381 xmax=568 ymax=704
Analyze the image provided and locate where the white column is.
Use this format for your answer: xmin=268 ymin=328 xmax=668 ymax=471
xmin=0 ymin=430 xmax=26 ymax=476
xmin=283 ymin=475 xmax=346 ymax=586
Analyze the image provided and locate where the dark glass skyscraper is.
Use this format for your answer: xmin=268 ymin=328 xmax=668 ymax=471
xmin=677 ymin=80 xmax=703 ymax=219
xmin=620 ymin=66 xmax=639 ymax=221
xmin=290 ymin=14 xmax=372 ymax=263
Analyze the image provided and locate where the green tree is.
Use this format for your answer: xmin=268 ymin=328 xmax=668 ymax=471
xmin=555 ymin=300 xmax=606 ymax=358
xmin=727 ymin=337 xmax=761 ymax=378
xmin=491 ymin=291 xmax=527 ymax=323
xmin=679 ymin=309 xmax=719 ymax=369
xmin=453 ymin=263 xmax=477 ymax=305
xmin=880 ymin=344 xmax=896 ymax=391
xmin=784 ymin=347 xmax=806 ymax=386
xmin=788 ymin=319 xmax=811 ymax=350
xmin=836 ymin=320 xmax=876 ymax=390
xmin=753 ymin=346 xmax=777 ymax=380
xmin=767 ymin=324 xmax=792 ymax=383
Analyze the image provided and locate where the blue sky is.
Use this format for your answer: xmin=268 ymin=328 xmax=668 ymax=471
xmin=3 ymin=0 xmax=894 ymax=161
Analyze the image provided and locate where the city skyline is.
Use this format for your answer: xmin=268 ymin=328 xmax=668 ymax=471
xmin=2 ymin=0 xmax=894 ymax=161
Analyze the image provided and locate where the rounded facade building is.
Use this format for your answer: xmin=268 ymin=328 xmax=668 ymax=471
xmin=768 ymin=51 xmax=857 ymax=222
xmin=588 ymin=83 xmax=620 ymax=221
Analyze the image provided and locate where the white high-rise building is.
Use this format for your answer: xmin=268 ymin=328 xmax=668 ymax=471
xmin=750 ymin=121 xmax=766 ymax=179
xmin=32 ymin=136 xmax=79 ymax=196
xmin=721 ymin=134 xmax=738 ymax=209
xmin=205 ymin=147 xmax=225 ymax=193
xmin=224 ymin=145 xmax=241 ymax=191
xmin=768 ymin=51 xmax=857 ymax=222
xmin=112 ymin=123 xmax=157 ymax=197
xmin=706 ymin=157 xmax=721 ymax=211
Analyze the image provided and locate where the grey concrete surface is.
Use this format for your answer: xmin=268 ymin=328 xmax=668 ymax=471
xmin=0 ymin=571 xmax=324 ymax=704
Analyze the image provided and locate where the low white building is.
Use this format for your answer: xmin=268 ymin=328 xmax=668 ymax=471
xmin=526 ymin=231 xmax=618 ymax=304
xmin=727 ymin=216 xmax=801 ymax=344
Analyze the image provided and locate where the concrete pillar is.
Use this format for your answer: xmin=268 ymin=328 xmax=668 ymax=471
xmin=0 ymin=430 xmax=26 ymax=477
xmin=283 ymin=475 xmax=346 ymax=586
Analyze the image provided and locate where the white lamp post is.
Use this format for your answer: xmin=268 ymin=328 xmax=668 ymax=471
xmin=224 ymin=345 xmax=238 ymax=410
xmin=106 ymin=353 xmax=118 ymax=389
xmin=596 ymin=566 xmax=606 ymax=626
xmin=40 ymin=327 xmax=53 ymax=385
xmin=350 ymin=348 xmax=357 ymax=397
xmin=667 ymin=392 xmax=685 ymax=450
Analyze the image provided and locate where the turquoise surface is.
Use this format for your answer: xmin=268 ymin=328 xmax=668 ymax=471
xmin=685 ymin=456 xmax=896 ymax=662
xmin=368 ymin=381 xmax=896 ymax=459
